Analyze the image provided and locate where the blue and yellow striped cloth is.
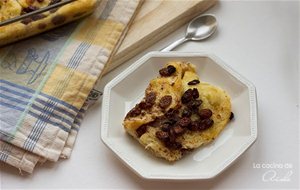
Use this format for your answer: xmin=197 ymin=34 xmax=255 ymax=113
xmin=0 ymin=0 xmax=142 ymax=173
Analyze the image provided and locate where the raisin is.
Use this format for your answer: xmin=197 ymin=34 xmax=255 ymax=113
xmin=31 ymin=14 xmax=46 ymax=21
xmin=159 ymin=65 xmax=176 ymax=76
xmin=174 ymin=142 xmax=182 ymax=149
xmin=181 ymin=148 xmax=192 ymax=154
xmin=126 ymin=105 xmax=141 ymax=118
xmin=192 ymin=88 xmax=199 ymax=99
xmin=181 ymin=89 xmax=193 ymax=104
xmin=37 ymin=0 xmax=44 ymax=2
xmin=178 ymin=117 xmax=191 ymax=127
xmin=165 ymin=108 xmax=179 ymax=118
xmin=167 ymin=65 xmax=176 ymax=74
xmin=136 ymin=125 xmax=147 ymax=137
xmin=138 ymin=101 xmax=152 ymax=110
xmin=159 ymin=95 xmax=172 ymax=109
xmin=38 ymin=23 xmax=47 ymax=29
xmin=22 ymin=6 xmax=38 ymax=13
xmin=159 ymin=68 xmax=168 ymax=76
xmin=173 ymin=125 xmax=185 ymax=135
xmin=188 ymin=79 xmax=200 ymax=85
xmin=21 ymin=18 xmax=32 ymax=25
xmin=188 ymin=121 xmax=199 ymax=131
xmin=165 ymin=141 xmax=182 ymax=150
xmin=198 ymin=119 xmax=214 ymax=130
xmin=156 ymin=131 xmax=169 ymax=141
xmin=197 ymin=123 xmax=208 ymax=131
xmin=168 ymin=128 xmax=176 ymax=142
xmin=187 ymin=99 xmax=202 ymax=111
xmin=52 ymin=15 xmax=66 ymax=25
xmin=199 ymin=109 xmax=213 ymax=119
xmin=229 ymin=112 xmax=234 ymax=120
xmin=181 ymin=108 xmax=192 ymax=117
xmin=145 ymin=92 xmax=156 ymax=105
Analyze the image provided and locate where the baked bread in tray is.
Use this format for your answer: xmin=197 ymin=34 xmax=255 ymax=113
xmin=123 ymin=62 xmax=232 ymax=161
xmin=0 ymin=0 xmax=98 ymax=46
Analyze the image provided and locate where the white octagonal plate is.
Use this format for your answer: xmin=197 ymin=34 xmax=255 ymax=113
xmin=101 ymin=51 xmax=257 ymax=180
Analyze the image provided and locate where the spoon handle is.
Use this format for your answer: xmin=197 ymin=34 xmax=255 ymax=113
xmin=160 ymin=37 xmax=188 ymax=52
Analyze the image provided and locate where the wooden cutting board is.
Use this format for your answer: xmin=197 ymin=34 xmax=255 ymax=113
xmin=104 ymin=0 xmax=217 ymax=74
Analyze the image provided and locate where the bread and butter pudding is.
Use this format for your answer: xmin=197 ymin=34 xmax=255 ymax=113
xmin=0 ymin=0 xmax=98 ymax=46
xmin=123 ymin=62 xmax=233 ymax=161
xmin=0 ymin=0 xmax=64 ymax=23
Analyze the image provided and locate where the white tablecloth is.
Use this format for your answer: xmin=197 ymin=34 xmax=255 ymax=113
xmin=1 ymin=1 xmax=299 ymax=189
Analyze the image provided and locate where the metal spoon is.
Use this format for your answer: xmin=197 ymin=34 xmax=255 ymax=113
xmin=161 ymin=14 xmax=217 ymax=52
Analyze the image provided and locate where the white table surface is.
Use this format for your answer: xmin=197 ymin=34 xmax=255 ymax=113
xmin=1 ymin=1 xmax=299 ymax=189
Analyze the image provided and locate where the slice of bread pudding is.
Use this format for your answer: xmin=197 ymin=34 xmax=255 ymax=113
xmin=123 ymin=62 xmax=232 ymax=161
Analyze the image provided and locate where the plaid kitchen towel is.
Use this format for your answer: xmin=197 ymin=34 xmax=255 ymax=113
xmin=0 ymin=0 xmax=143 ymax=173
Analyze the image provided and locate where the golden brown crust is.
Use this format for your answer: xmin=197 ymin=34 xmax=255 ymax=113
xmin=17 ymin=0 xmax=52 ymax=9
xmin=0 ymin=0 xmax=23 ymax=22
xmin=123 ymin=62 xmax=232 ymax=162
xmin=0 ymin=0 xmax=98 ymax=46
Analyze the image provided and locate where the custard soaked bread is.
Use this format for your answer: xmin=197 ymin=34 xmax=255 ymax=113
xmin=0 ymin=0 xmax=98 ymax=46
xmin=0 ymin=0 xmax=23 ymax=22
xmin=123 ymin=62 xmax=232 ymax=161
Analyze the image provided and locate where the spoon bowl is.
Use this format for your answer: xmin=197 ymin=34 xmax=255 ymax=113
xmin=161 ymin=14 xmax=217 ymax=52
xmin=186 ymin=14 xmax=217 ymax=40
